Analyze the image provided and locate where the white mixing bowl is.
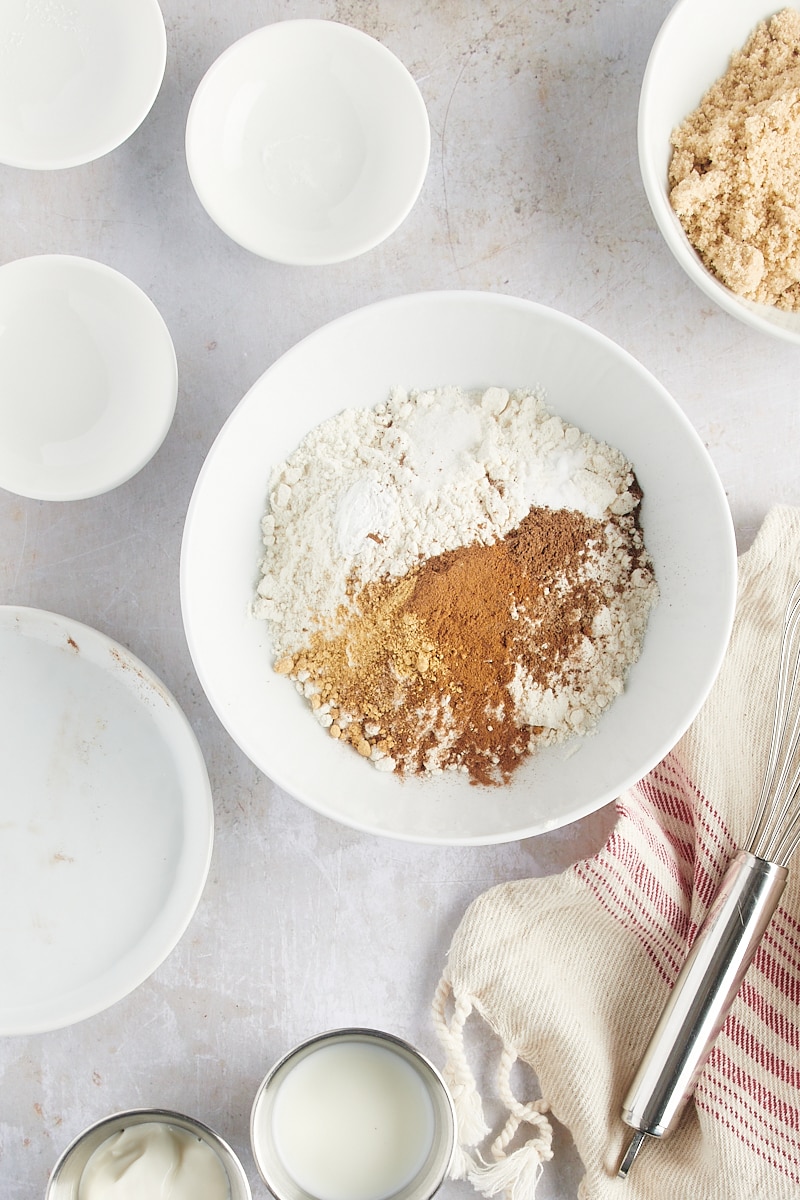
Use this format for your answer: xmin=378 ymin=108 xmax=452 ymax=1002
xmin=181 ymin=291 xmax=737 ymax=845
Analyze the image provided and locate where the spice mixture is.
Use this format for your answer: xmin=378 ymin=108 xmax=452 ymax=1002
xmin=255 ymin=386 xmax=657 ymax=785
xmin=669 ymin=8 xmax=800 ymax=310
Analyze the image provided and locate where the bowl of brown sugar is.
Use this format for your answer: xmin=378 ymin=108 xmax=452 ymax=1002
xmin=639 ymin=0 xmax=800 ymax=343
xmin=181 ymin=290 xmax=737 ymax=845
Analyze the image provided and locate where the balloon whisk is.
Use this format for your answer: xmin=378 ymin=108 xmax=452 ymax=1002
xmin=617 ymin=579 xmax=800 ymax=1179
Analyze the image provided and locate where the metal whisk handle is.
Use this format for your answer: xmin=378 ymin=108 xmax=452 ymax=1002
xmin=617 ymin=849 xmax=788 ymax=1178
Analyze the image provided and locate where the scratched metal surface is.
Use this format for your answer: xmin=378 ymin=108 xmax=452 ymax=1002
xmin=1 ymin=2 xmax=799 ymax=1197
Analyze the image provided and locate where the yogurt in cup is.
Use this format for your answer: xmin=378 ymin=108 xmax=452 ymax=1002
xmin=46 ymin=1108 xmax=251 ymax=1200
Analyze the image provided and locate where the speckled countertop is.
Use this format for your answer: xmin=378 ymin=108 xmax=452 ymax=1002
xmin=1 ymin=2 xmax=799 ymax=1198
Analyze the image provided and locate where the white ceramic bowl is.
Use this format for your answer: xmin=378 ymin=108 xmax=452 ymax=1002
xmin=0 ymin=255 xmax=178 ymax=502
xmin=0 ymin=607 xmax=213 ymax=1035
xmin=639 ymin=0 xmax=800 ymax=344
xmin=185 ymin=20 xmax=430 ymax=265
xmin=47 ymin=1109 xmax=251 ymax=1200
xmin=0 ymin=0 xmax=166 ymax=170
xmin=180 ymin=291 xmax=737 ymax=846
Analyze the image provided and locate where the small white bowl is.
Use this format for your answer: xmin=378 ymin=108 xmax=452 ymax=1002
xmin=185 ymin=20 xmax=431 ymax=265
xmin=0 ymin=255 xmax=178 ymax=502
xmin=46 ymin=1109 xmax=251 ymax=1200
xmin=0 ymin=0 xmax=166 ymax=170
xmin=638 ymin=0 xmax=800 ymax=344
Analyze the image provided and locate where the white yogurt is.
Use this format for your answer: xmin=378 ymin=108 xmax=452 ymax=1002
xmin=262 ymin=1040 xmax=436 ymax=1200
xmin=77 ymin=1122 xmax=230 ymax=1200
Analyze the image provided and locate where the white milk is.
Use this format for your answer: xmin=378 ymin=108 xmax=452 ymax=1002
xmin=77 ymin=1122 xmax=230 ymax=1200
xmin=267 ymin=1041 xmax=436 ymax=1200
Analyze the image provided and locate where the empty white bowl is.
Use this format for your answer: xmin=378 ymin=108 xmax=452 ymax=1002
xmin=639 ymin=0 xmax=800 ymax=344
xmin=0 ymin=255 xmax=178 ymax=502
xmin=185 ymin=19 xmax=431 ymax=265
xmin=0 ymin=0 xmax=167 ymax=170
xmin=0 ymin=606 xmax=213 ymax=1035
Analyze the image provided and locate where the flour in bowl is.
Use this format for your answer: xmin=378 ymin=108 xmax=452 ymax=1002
xmin=254 ymin=386 xmax=657 ymax=784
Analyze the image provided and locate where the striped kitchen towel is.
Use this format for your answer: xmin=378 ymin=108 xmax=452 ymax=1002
xmin=433 ymin=506 xmax=800 ymax=1199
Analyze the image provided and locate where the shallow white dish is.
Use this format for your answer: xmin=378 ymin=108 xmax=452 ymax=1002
xmin=639 ymin=0 xmax=800 ymax=344
xmin=185 ymin=19 xmax=430 ymax=265
xmin=0 ymin=255 xmax=178 ymax=502
xmin=181 ymin=291 xmax=737 ymax=847
xmin=0 ymin=0 xmax=166 ymax=170
xmin=0 ymin=607 xmax=213 ymax=1034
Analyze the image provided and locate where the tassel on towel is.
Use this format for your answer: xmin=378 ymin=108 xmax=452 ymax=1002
xmin=432 ymin=976 xmax=554 ymax=1200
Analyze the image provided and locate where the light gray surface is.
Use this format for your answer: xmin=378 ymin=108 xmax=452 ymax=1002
xmin=1 ymin=1 xmax=798 ymax=1197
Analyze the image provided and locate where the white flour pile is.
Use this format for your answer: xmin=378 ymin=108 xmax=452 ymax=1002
xmin=254 ymin=385 xmax=658 ymax=782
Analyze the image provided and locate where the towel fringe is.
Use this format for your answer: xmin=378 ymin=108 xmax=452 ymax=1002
xmin=466 ymin=1141 xmax=547 ymax=1200
xmin=449 ymin=1143 xmax=477 ymax=1181
xmin=432 ymin=975 xmax=554 ymax=1200
xmin=431 ymin=974 xmax=491 ymax=1146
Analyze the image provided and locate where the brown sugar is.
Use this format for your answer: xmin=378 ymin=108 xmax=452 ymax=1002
xmin=669 ymin=8 xmax=800 ymax=309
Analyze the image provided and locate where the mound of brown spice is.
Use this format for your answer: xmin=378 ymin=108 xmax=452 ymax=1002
xmin=275 ymin=505 xmax=655 ymax=786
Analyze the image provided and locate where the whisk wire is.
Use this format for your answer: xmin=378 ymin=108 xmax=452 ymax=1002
xmin=745 ymin=581 xmax=800 ymax=867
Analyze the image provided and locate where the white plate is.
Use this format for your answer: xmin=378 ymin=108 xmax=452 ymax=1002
xmin=0 ymin=607 xmax=213 ymax=1034
xmin=185 ymin=20 xmax=430 ymax=265
xmin=180 ymin=291 xmax=737 ymax=846
xmin=0 ymin=0 xmax=166 ymax=170
xmin=0 ymin=255 xmax=178 ymax=502
xmin=639 ymin=0 xmax=800 ymax=344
